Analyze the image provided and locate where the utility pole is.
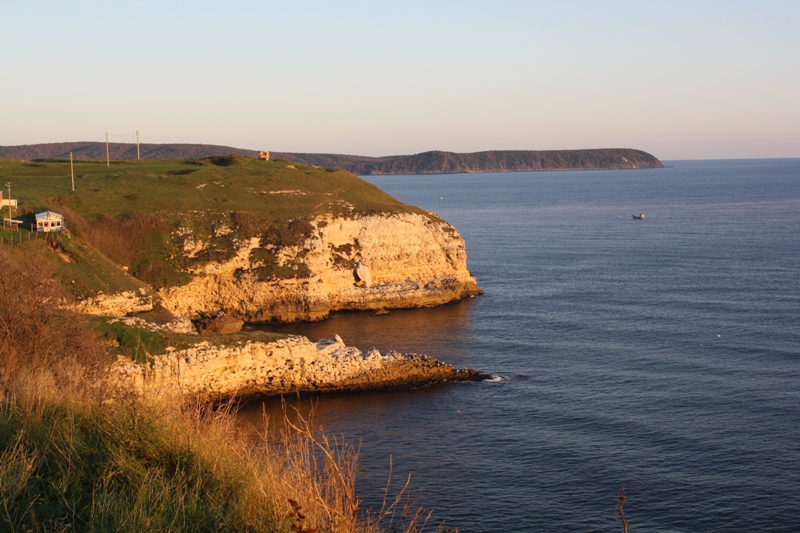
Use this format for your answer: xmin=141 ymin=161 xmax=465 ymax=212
xmin=106 ymin=131 xmax=110 ymax=167
xmin=70 ymin=152 xmax=75 ymax=191
xmin=5 ymin=182 xmax=11 ymax=225
xmin=136 ymin=130 xmax=140 ymax=160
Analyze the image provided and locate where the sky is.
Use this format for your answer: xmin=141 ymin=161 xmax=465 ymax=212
xmin=1 ymin=0 xmax=799 ymax=160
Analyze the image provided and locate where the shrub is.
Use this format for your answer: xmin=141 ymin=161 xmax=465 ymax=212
xmin=260 ymin=219 xmax=314 ymax=249
xmin=209 ymin=156 xmax=237 ymax=167
xmin=232 ymin=211 xmax=270 ymax=239
xmin=59 ymin=206 xmax=167 ymax=267
xmin=0 ymin=247 xmax=106 ymax=388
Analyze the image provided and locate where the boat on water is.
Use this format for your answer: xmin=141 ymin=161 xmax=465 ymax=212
xmin=632 ymin=213 xmax=646 ymax=220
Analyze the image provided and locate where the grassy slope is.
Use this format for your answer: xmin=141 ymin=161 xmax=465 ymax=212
xmin=0 ymin=233 xmax=146 ymax=297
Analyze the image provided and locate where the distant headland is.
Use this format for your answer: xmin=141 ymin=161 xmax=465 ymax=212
xmin=273 ymin=148 xmax=664 ymax=175
xmin=0 ymin=142 xmax=663 ymax=175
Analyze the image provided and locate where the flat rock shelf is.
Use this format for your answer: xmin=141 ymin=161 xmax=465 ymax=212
xmin=110 ymin=334 xmax=485 ymax=402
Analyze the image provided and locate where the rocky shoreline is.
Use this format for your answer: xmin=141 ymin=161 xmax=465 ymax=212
xmin=70 ymin=211 xmax=485 ymax=401
xmin=110 ymin=334 xmax=485 ymax=402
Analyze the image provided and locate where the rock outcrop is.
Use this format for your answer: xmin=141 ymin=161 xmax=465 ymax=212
xmin=110 ymin=335 xmax=482 ymax=401
xmin=195 ymin=314 xmax=244 ymax=335
xmin=159 ymin=212 xmax=481 ymax=322
xmin=74 ymin=289 xmax=154 ymax=317
xmin=107 ymin=316 xmax=197 ymax=335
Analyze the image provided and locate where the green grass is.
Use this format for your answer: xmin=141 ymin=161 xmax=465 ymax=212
xmin=96 ymin=318 xmax=287 ymax=364
xmin=0 ymin=157 xmax=421 ymax=222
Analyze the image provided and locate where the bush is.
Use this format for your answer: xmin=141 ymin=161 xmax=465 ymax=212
xmin=0 ymin=247 xmax=106 ymax=387
xmin=232 ymin=211 xmax=269 ymax=239
xmin=260 ymin=219 xmax=314 ymax=249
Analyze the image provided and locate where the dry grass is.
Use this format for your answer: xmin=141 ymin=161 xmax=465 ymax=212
xmin=249 ymin=406 xmax=454 ymax=533
xmin=58 ymin=205 xmax=166 ymax=267
xmin=616 ymin=485 xmax=629 ymax=533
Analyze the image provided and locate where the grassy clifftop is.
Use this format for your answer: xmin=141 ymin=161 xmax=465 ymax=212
xmin=0 ymin=156 xmax=422 ymax=294
xmin=1 ymin=156 xmax=417 ymax=220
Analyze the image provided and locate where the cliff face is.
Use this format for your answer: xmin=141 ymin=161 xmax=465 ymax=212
xmin=158 ymin=212 xmax=480 ymax=322
xmin=110 ymin=335 xmax=481 ymax=401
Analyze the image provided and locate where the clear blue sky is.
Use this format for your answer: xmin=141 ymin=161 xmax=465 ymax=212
xmin=2 ymin=1 xmax=798 ymax=160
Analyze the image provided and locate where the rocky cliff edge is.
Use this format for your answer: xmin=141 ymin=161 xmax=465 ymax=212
xmin=154 ymin=212 xmax=481 ymax=323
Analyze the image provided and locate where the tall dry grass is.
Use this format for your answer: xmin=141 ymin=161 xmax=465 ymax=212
xmin=0 ymin=247 xmax=453 ymax=533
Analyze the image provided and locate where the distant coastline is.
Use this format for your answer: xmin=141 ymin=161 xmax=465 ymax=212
xmin=275 ymin=148 xmax=664 ymax=175
xmin=0 ymin=142 xmax=663 ymax=175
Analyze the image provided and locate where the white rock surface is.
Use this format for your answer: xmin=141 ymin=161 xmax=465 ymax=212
xmin=74 ymin=290 xmax=153 ymax=317
xmin=354 ymin=262 xmax=372 ymax=287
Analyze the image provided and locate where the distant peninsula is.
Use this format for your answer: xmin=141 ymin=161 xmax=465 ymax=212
xmin=0 ymin=142 xmax=663 ymax=175
xmin=273 ymin=148 xmax=664 ymax=175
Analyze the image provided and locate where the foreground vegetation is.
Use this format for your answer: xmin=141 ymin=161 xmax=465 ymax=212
xmin=0 ymin=248 xmax=452 ymax=532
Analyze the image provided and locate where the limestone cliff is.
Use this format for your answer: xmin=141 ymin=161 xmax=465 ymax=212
xmin=110 ymin=335 xmax=481 ymax=401
xmin=158 ymin=212 xmax=480 ymax=322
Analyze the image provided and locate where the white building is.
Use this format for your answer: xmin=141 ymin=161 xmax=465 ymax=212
xmin=35 ymin=211 xmax=65 ymax=232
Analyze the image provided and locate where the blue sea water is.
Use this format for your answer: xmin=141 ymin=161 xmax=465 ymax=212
xmin=241 ymin=159 xmax=800 ymax=532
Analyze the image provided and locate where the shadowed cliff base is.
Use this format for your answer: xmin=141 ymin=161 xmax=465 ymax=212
xmin=0 ymin=142 xmax=663 ymax=174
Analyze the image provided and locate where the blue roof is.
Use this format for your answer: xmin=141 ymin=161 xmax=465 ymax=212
xmin=35 ymin=211 xmax=63 ymax=219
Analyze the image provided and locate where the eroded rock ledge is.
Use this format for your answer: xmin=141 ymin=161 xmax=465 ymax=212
xmin=110 ymin=334 xmax=483 ymax=402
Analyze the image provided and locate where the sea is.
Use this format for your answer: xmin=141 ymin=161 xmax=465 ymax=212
xmin=239 ymin=159 xmax=800 ymax=532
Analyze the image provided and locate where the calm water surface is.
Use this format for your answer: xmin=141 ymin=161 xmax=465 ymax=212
xmin=241 ymin=159 xmax=800 ymax=532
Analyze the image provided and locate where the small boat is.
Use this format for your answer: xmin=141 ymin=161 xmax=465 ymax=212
xmin=632 ymin=213 xmax=646 ymax=220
